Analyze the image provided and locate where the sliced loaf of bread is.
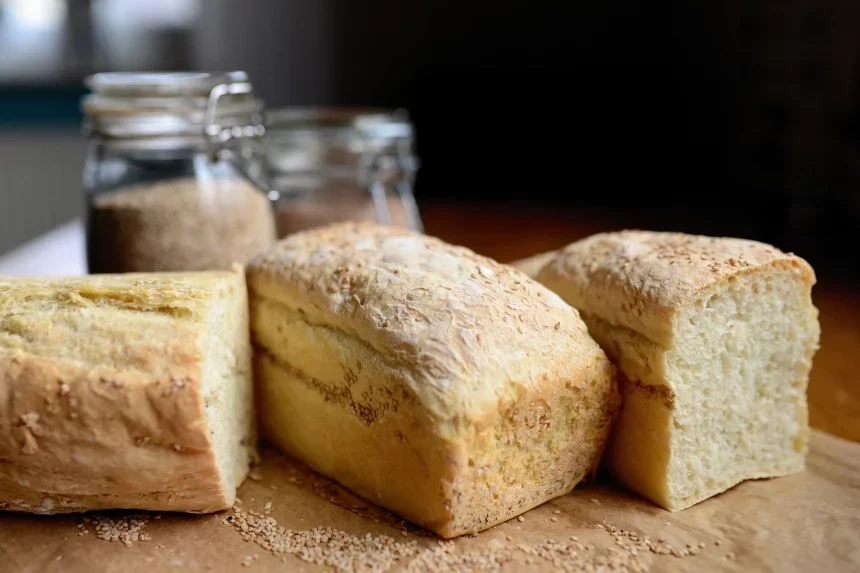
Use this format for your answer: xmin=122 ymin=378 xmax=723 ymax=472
xmin=536 ymin=231 xmax=820 ymax=511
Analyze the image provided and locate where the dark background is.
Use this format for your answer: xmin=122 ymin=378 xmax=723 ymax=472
xmin=1 ymin=0 xmax=859 ymax=276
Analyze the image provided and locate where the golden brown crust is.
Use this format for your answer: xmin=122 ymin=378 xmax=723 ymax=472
xmin=247 ymin=221 xmax=604 ymax=426
xmin=537 ymin=230 xmax=816 ymax=345
xmin=0 ymin=270 xmax=252 ymax=514
xmin=248 ymin=222 xmax=620 ymax=536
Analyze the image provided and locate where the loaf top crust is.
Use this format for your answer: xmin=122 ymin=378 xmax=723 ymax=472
xmin=0 ymin=270 xmax=242 ymax=377
xmin=0 ymin=270 xmax=239 ymax=317
xmin=536 ymin=230 xmax=816 ymax=345
xmin=246 ymin=222 xmax=609 ymax=421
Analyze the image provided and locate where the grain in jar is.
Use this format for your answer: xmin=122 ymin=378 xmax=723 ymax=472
xmin=88 ymin=177 xmax=275 ymax=273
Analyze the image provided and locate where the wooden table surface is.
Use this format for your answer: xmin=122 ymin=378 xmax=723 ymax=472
xmin=420 ymin=202 xmax=860 ymax=444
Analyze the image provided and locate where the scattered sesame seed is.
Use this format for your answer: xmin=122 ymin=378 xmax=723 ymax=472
xmin=550 ymin=517 xmax=558 ymax=522
xmin=82 ymin=514 xmax=152 ymax=547
xmin=715 ymin=540 xmax=722 ymax=546
xmin=553 ymin=510 xmax=561 ymax=514
xmin=218 ymin=503 xmax=708 ymax=572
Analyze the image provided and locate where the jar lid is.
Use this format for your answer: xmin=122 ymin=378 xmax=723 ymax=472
xmin=82 ymin=71 xmax=263 ymax=141
xmin=264 ymin=107 xmax=416 ymax=174
xmin=265 ymin=108 xmax=414 ymax=141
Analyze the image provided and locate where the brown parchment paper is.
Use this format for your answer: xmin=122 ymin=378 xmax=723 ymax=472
xmin=0 ymin=430 xmax=857 ymax=573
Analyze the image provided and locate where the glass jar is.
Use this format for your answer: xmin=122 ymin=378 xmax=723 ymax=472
xmin=81 ymin=71 xmax=276 ymax=274
xmin=263 ymin=108 xmax=423 ymax=237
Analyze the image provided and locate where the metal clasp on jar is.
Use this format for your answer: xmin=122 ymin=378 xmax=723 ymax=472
xmin=203 ymin=81 xmax=277 ymax=202
xmin=358 ymin=117 xmax=423 ymax=233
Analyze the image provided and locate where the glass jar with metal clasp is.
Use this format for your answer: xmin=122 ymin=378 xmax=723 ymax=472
xmin=81 ymin=71 xmax=276 ymax=273
xmin=262 ymin=108 xmax=423 ymax=237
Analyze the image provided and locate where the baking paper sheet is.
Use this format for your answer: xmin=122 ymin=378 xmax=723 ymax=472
xmin=1 ymin=430 xmax=858 ymax=572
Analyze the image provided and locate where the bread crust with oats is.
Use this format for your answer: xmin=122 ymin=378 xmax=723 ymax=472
xmin=247 ymin=222 xmax=620 ymax=538
xmin=535 ymin=230 xmax=820 ymax=511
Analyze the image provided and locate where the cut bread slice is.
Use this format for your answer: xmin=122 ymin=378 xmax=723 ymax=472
xmin=0 ymin=267 xmax=255 ymax=514
xmin=536 ymin=231 xmax=820 ymax=511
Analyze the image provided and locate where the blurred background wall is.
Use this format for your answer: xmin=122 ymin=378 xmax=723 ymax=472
xmin=1 ymin=0 xmax=859 ymax=274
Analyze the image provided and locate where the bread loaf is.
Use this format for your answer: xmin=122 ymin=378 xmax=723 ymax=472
xmin=535 ymin=231 xmax=820 ymax=511
xmin=0 ymin=268 xmax=255 ymax=514
xmin=246 ymin=222 xmax=620 ymax=538
xmin=510 ymin=251 xmax=558 ymax=280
